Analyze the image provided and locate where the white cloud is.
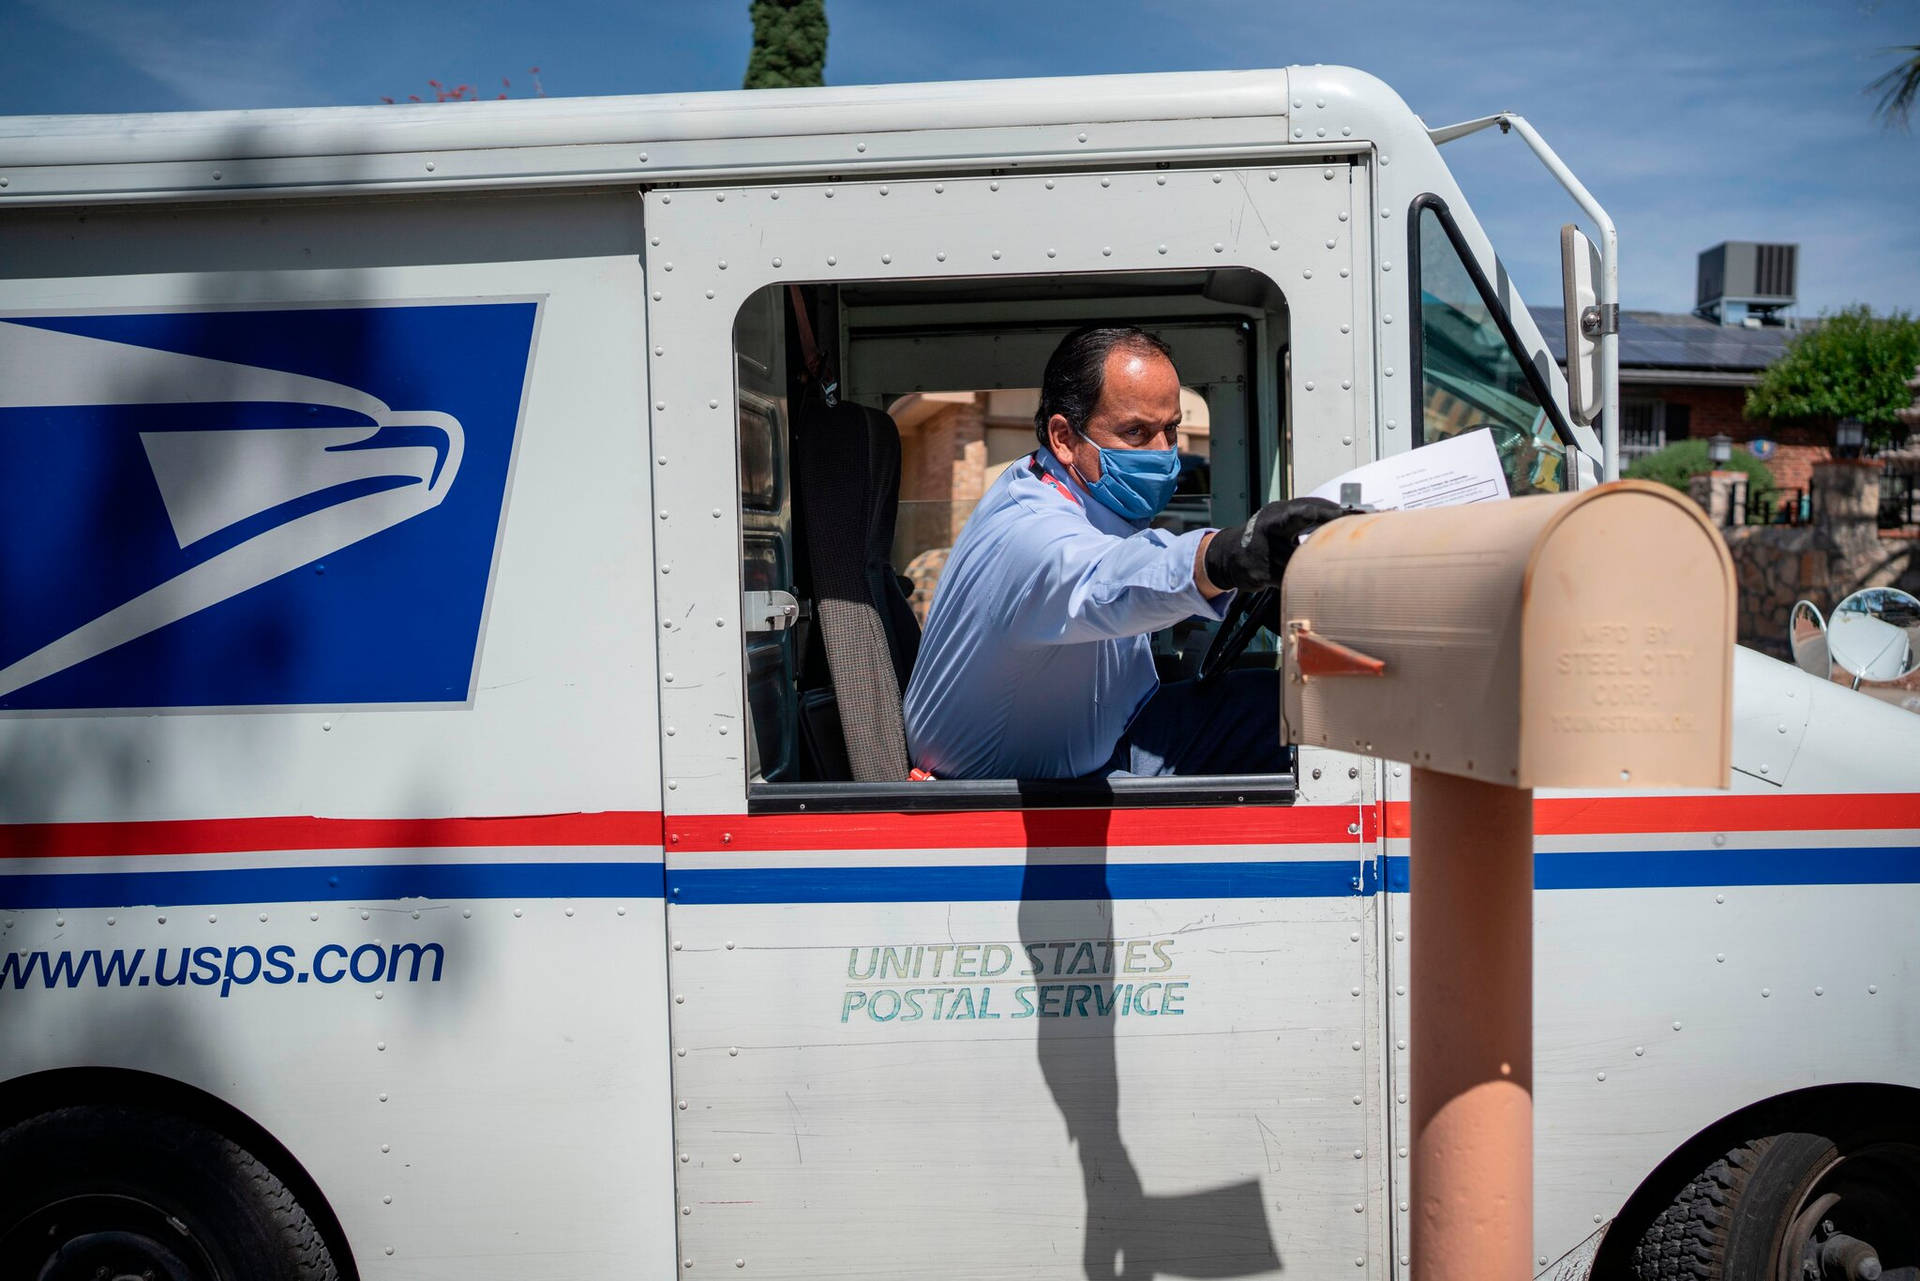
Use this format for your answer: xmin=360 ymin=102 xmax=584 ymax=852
xmin=24 ymin=0 xmax=328 ymax=111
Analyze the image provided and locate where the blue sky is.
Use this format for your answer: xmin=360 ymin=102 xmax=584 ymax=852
xmin=4 ymin=0 xmax=1915 ymax=314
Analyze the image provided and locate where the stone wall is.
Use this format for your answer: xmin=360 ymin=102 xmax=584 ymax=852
xmin=1721 ymin=462 xmax=1920 ymax=656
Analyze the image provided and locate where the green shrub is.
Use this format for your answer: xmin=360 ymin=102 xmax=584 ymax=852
xmin=1625 ymin=438 xmax=1776 ymax=497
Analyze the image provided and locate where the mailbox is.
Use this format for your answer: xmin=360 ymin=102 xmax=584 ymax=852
xmin=1281 ymin=479 xmax=1735 ymax=789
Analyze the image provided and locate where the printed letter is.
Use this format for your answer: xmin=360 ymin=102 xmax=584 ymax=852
xmin=312 ymin=945 xmax=348 ymax=984
xmin=190 ymin=946 xmax=223 ymax=986
xmin=263 ymin=946 xmax=296 ymax=985
xmin=349 ymin=943 xmax=387 ymax=984
xmin=153 ymin=947 xmax=191 ymax=988
xmin=953 ymin=944 xmax=981 ymax=978
xmin=219 ymin=945 xmax=263 ymax=998
xmin=387 ymin=942 xmax=445 ymax=983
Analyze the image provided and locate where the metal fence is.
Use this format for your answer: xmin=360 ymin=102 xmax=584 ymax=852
xmin=1747 ymin=486 xmax=1809 ymax=526
xmin=1881 ymin=466 xmax=1919 ymax=532
xmin=1727 ymin=464 xmax=1917 ymax=531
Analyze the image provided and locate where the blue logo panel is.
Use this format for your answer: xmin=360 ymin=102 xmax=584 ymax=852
xmin=0 ymin=302 xmax=539 ymax=710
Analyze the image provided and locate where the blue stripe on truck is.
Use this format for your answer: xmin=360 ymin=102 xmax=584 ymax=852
xmin=0 ymin=861 xmax=667 ymax=909
xmin=1382 ymin=844 xmax=1920 ymax=893
xmin=2 ymin=844 xmax=1915 ymax=910
xmin=667 ymin=859 xmax=1376 ymax=904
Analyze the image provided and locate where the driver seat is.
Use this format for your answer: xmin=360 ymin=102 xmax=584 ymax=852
xmin=791 ymin=388 xmax=920 ymax=782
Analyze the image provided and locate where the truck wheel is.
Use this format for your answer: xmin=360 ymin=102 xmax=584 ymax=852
xmin=0 ymin=1104 xmax=341 ymax=1281
xmin=1626 ymin=1128 xmax=1920 ymax=1280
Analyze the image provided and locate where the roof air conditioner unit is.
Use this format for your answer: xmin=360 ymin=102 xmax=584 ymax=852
xmin=1696 ymin=241 xmax=1798 ymax=325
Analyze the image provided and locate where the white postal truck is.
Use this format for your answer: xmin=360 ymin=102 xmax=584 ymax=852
xmin=1 ymin=66 xmax=1917 ymax=1281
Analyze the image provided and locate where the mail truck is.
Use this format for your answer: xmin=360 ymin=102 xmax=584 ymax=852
xmin=1 ymin=67 xmax=1916 ymax=1281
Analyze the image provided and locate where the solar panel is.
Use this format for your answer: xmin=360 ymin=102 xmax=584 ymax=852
xmin=1525 ymin=306 xmax=1794 ymax=371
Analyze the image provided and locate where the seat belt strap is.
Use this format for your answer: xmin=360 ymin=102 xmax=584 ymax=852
xmin=787 ymin=284 xmax=837 ymax=406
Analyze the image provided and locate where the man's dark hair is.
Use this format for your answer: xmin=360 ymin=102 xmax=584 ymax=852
xmin=1033 ymin=325 xmax=1176 ymax=447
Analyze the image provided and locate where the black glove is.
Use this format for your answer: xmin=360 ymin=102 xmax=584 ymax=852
xmin=1203 ymin=497 xmax=1346 ymax=594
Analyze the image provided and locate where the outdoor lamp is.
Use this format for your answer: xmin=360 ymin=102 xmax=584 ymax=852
xmin=1835 ymin=418 xmax=1866 ymax=459
xmin=1707 ymin=434 xmax=1732 ymax=467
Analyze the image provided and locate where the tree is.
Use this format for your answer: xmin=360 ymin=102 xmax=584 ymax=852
xmin=1746 ymin=306 xmax=1920 ymax=446
xmin=743 ymin=0 xmax=827 ymax=89
xmin=1869 ymin=44 xmax=1920 ymax=128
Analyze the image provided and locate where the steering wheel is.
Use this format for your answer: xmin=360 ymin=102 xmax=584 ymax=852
xmin=1197 ymin=586 xmax=1277 ymax=683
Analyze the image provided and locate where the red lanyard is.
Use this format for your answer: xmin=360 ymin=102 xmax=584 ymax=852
xmin=1028 ymin=452 xmax=1081 ymax=506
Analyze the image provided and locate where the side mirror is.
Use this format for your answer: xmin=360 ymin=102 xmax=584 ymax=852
xmin=1559 ymin=224 xmax=1603 ymax=427
xmin=1788 ymin=600 xmax=1829 ymax=679
xmin=1829 ymin=587 xmax=1920 ymax=689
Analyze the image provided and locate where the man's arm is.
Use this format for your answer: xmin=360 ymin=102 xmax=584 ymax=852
xmin=996 ymin=506 xmax=1224 ymax=646
xmin=997 ymin=496 xmax=1345 ymax=645
xmin=1201 ymin=498 xmax=1346 ymax=596
xmin=1194 ymin=532 xmax=1224 ymax=599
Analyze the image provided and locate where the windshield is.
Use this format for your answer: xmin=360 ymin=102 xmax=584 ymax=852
xmin=1414 ymin=202 xmax=1570 ymax=496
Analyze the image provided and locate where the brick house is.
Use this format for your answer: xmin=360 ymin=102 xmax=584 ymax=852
xmin=1528 ymin=304 xmax=1830 ymax=495
xmin=1529 ymin=238 xmax=1920 ymax=659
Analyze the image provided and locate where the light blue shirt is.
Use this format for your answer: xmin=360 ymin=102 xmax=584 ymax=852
xmin=904 ymin=452 xmax=1226 ymax=779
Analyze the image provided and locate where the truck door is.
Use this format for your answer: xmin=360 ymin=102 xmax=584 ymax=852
xmin=645 ymin=161 xmax=1391 ymax=1278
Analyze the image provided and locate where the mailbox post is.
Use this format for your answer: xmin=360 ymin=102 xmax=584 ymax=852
xmin=1281 ymin=480 xmax=1736 ymax=1279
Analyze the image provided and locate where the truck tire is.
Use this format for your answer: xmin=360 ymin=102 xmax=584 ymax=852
xmin=1625 ymin=1128 xmax=1920 ymax=1280
xmin=0 ymin=1104 xmax=341 ymax=1281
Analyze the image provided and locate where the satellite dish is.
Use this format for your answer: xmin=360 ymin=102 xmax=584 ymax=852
xmin=1788 ymin=599 xmax=1829 ymax=679
xmin=1828 ymin=587 xmax=1920 ymax=688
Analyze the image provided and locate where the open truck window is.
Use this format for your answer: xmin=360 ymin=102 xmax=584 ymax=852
xmin=736 ymin=286 xmax=797 ymax=784
xmin=1409 ymin=195 xmax=1573 ymax=496
xmin=731 ymin=273 xmax=1294 ymax=810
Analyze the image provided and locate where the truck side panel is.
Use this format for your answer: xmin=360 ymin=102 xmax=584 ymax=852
xmin=0 ymin=190 xmax=678 ymax=1280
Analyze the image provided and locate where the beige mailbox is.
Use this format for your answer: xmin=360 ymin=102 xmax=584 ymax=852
xmin=1282 ymin=478 xmax=1735 ymax=789
xmin=1277 ymin=479 xmax=1736 ymax=1281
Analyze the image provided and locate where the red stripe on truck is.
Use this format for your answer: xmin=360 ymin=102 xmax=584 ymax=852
xmin=0 ymin=811 xmax=666 ymax=860
xmin=1380 ymin=793 xmax=1920 ymax=839
xmin=4 ymin=806 xmax=1363 ymax=861
xmin=9 ymin=793 xmax=1912 ymax=863
xmin=665 ymin=804 xmax=1374 ymax=853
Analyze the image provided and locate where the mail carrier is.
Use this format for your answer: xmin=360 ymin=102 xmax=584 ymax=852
xmin=1 ymin=67 xmax=1916 ymax=1281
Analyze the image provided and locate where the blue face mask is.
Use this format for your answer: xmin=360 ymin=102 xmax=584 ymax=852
xmin=1072 ymin=436 xmax=1181 ymax=521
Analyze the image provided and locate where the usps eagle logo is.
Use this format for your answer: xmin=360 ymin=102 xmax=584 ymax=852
xmin=0 ymin=303 xmax=538 ymax=711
